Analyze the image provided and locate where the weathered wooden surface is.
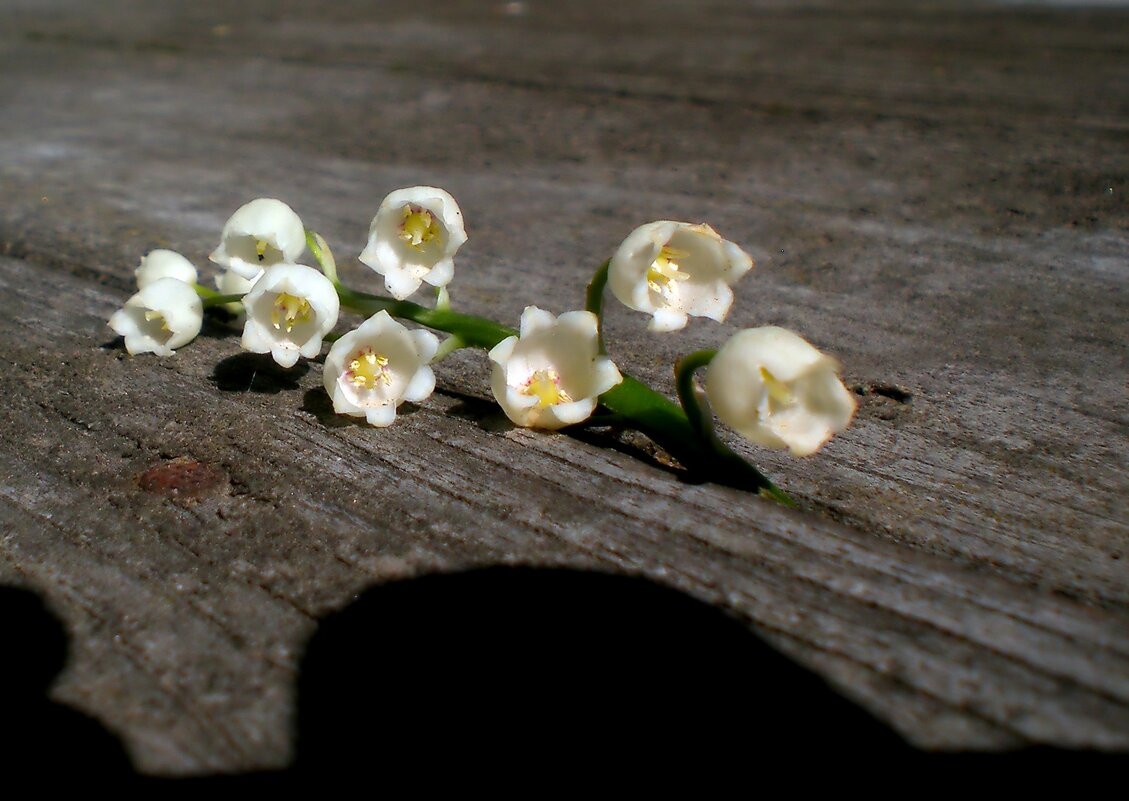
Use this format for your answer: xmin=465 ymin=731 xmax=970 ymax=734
xmin=0 ymin=0 xmax=1127 ymax=773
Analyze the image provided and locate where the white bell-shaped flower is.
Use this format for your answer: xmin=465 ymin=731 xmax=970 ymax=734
xmin=608 ymin=221 xmax=753 ymax=332
xmin=240 ymin=263 xmax=339 ymax=368
xmin=322 ymin=311 xmax=439 ymax=427
xmin=210 ymin=198 xmax=307 ymax=282
xmin=108 ymin=277 xmax=203 ymax=357
xmin=135 ymin=249 xmax=198 ymax=289
xmin=358 ymin=186 xmax=467 ymax=300
xmin=488 ymin=306 xmax=623 ymax=430
xmin=705 ymin=326 xmax=856 ymax=456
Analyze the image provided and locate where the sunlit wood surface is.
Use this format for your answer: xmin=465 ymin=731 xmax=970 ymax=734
xmin=0 ymin=0 xmax=1126 ymax=772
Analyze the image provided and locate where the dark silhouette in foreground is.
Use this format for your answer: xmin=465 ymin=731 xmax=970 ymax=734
xmin=295 ymin=567 xmax=905 ymax=769
xmin=5 ymin=568 xmax=1120 ymax=782
xmin=2 ymin=585 xmax=132 ymax=777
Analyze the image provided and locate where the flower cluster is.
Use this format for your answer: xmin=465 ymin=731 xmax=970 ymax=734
xmin=108 ymin=186 xmax=858 ymax=500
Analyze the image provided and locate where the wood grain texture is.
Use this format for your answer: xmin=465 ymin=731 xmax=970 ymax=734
xmin=0 ymin=0 xmax=1126 ymax=773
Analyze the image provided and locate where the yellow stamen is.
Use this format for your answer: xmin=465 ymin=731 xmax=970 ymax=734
xmin=646 ymin=245 xmax=691 ymax=294
xmin=522 ymin=369 xmax=572 ymax=408
xmin=760 ymin=367 xmax=794 ymax=407
xmin=348 ymin=349 xmax=392 ymax=390
xmin=399 ymin=205 xmax=438 ymax=249
xmin=143 ymin=309 xmax=171 ymax=332
xmin=271 ymin=293 xmax=312 ymax=333
xmin=255 ymin=239 xmax=269 ymax=262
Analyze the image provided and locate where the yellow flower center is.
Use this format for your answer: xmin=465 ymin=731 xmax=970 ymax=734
xmin=143 ymin=309 xmax=170 ymax=332
xmin=522 ymin=368 xmax=572 ymax=408
xmin=271 ymin=293 xmax=312 ymax=332
xmin=399 ymin=205 xmax=439 ymax=249
xmin=760 ymin=367 xmax=794 ymax=409
xmin=255 ymin=238 xmax=269 ymax=262
xmin=646 ymin=246 xmax=691 ymax=294
xmin=348 ymin=349 xmax=392 ymax=390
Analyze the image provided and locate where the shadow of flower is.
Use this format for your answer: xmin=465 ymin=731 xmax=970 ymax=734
xmin=211 ymin=352 xmax=308 ymax=394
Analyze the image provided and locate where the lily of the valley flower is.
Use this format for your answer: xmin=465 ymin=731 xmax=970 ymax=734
xmin=359 ymin=186 xmax=467 ymax=300
xmin=108 ymin=277 xmax=203 ymax=357
xmin=323 ymin=310 xmax=439 ymax=427
xmin=210 ymin=198 xmax=307 ymax=283
xmin=240 ymin=263 xmax=339 ymax=368
xmin=705 ymin=326 xmax=856 ymax=456
xmin=608 ymin=221 xmax=753 ymax=332
xmin=135 ymin=249 xmax=198 ymax=289
xmin=488 ymin=306 xmax=622 ymax=430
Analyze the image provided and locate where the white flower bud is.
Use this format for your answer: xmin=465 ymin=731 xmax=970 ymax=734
xmin=322 ymin=311 xmax=439 ymax=427
xmin=108 ymin=278 xmax=203 ymax=357
xmin=488 ymin=306 xmax=623 ymax=430
xmin=609 ymin=221 xmax=753 ymax=332
xmin=705 ymin=326 xmax=856 ymax=456
xmin=240 ymin=263 xmax=339 ymax=368
xmin=210 ymin=198 xmax=306 ymax=282
xmin=359 ymin=186 xmax=467 ymax=300
xmin=135 ymin=249 xmax=198 ymax=289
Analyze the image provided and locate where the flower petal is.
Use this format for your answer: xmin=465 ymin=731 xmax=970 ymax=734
xmin=136 ymin=250 xmax=198 ymax=289
xmin=518 ymin=305 xmax=557 ymax=337
xmin=402 ymin=365 xmax=436 ymax=403
xmin=365 ymin=405 xmax=397 ymax=427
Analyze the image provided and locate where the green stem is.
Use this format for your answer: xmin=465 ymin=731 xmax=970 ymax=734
xmin=195 ymin=284 xmax=245 ymax=308
xmin=336 ymin=286 xmax=515 ymax=350
xmin=597 ymin=378 xmax=793 ymax=504
xmin=585 ymin=259 xmax=611 ymax=354
xmin=675 ymin=349 xmax=717 ymax=440
xmin=582 ymin=260 xmax=793 ymax=504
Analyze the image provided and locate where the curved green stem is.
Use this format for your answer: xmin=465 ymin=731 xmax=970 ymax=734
xmin=675 ymin=349 xmax=717 ymax=440
xmin=597 ymin=378 xmax=793 ymax=504
xmin=580 ymin=260 xmax=792 ymax=504
xmin=585 ymin=259 xmax=611 ymax=354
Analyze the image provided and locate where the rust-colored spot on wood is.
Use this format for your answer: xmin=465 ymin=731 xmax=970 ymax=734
xmin=138 ymin=457 xmax=225 ymax=499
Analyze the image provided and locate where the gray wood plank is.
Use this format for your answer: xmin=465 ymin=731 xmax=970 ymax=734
xmin=0 ymin=0 xmax=1126 ymax=773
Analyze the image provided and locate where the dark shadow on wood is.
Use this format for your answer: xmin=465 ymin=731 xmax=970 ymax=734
xmin=300 ymin=387 xmax=369 ymax=428
xmin=211 ymin=352 xmax=307 ymax=394
xmin=299 ymin=388 xmax=422 ymax=426
xmin=434 ymin=385 xmax=696 ymax=480
xmin=1 ymin=584 xmax=133 ymax=779
xmin=568 ymin=423 xmax=697 ymax=483
xmin=293 ymin=566 xmax=907 ymax=768
xmin=3 ymin=576 xmax=1121 ymax=784
xmin=200 ymin=306 xmax=239 ymax=334
xmin=436 ymin=386 xmax=516 ymax=433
